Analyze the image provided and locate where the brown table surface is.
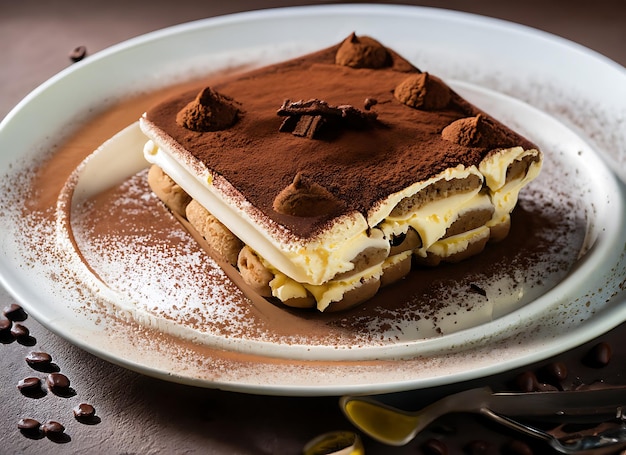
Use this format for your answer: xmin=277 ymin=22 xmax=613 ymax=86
xmin=1 ymin=1 xmax=625 ymax=454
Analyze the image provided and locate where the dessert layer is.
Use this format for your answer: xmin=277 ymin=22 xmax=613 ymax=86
xmin=146 ymin=164 xmax=519 ymax=311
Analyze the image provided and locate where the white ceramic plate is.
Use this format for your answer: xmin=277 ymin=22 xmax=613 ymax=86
xmin=1 ymin=5 xmax=625 ymax=396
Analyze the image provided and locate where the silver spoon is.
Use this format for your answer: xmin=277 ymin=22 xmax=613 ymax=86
xmin=340 ymin=386 xmax=626 ymax=453
xmin=483 ymin=409 xmax=626 ymax=455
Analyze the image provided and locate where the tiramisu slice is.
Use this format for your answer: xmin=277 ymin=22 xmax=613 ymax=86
xmin=139 ymin=34 xmax=542 ymax=312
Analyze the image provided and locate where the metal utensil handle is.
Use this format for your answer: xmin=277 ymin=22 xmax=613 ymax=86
xmin=482 ymin=409 xmax=626 ymax=455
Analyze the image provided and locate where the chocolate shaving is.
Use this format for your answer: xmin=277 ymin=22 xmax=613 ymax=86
xmin=469 ymin=283 xmax=487 ymax=298
xmin=292 ymin=115 xmax=327 ymax=138
xmin=364 ymin=98 xmax=378 ymax=111
xmin=277 ymin=99 xmax=377 ymax=139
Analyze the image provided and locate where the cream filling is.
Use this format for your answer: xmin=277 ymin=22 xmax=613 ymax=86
xmin=270 ymin=261 xmax=385 ymax=312
xmin=367 ymin=165 xmax=482 ymax=227
xmin=488 ymin=168 xmax=543 ymax=227
xmin=269 ymin=249 xmax=414 ymax=311
xmin=306 ymin=263 xmax=383 ymax=312
xmin=380 ymin=191 xmax=493 ymax=257
xmin=479 ymin=146 xmax=541 ymax=191
xmin=142 ymin=137 xmax=389 ymax=286
xmin=426 ymin=225 xmax=491 ymax=257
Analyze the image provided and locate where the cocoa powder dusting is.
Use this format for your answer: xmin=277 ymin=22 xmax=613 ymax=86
xmin=334 ymin=33 xmax=391 ymax=69
xmin=144 ymin=39 xmax=537 ymax=239
xmin=441 ymin=114 xmax=516 ymax=148
xmin=175 ymin=86 xmax=239 ymax=132
xmin=394 ymin=72 xmax=451 ymax=110
xmin=272 ymin=172 xmax=345 ymax=217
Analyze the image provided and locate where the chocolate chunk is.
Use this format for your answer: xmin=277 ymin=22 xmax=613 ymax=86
xmin=69 ymin=45 xmax=87 ymax=63
xmin=42 ymin=420 xmax=65 ymax=434
xmin=292 ymin=114 xmax=326 ymax=139
xmin=25 ymin=351 xmax=57 ymax=372
xmin=73 ymin=403 xmax=100 ymax=424
xmin=278 ymin=99 xmax=377 ymax=139
xmin=3 ymin=303 xmax=27 ymax=321
xmin=11 ymin=322 xmax=35 ymax=345
xmin=279 ymin=99 xmax=377 ymax=126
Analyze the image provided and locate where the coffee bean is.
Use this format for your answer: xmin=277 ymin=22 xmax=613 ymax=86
xmin=25 ymin=351 xmax=52 ymax=366
xmin=25 ymin=351 xmax=57 ymax=372
xmin=46 ymin=371 xmax=75 ymax=397
xmin=18 ymin=417 xmax=42 ymax=439
xmin=17 ymin=376 xmax=45 ymax=398
xmin=464 ymin=439 xmax=489 ymax=454
xmin=42 ymin=420 xmax=70 ymax=443
xmin=545 ymin=362 xmax=568 ymax=382
xmin=3 ymin=303 xmax=27 ymax=321
xmin=514 ymin=371 xmax=538 ymax=392
xmin=584 ymin=342 xmax=612 ymax=368
xmin=41 ymin=420 xmax=65 ymax=435
xmin=17 ymin=418 xmax=40 ymax=431
xmin=503 ymin=440 xmax=534 ymax=455
xmin=0 ymin=316 xmax=11 ymax=332
xmin=422 ymin=438 xmax=448 ymax=455
xmin=10 ymin=323 xmax=29 ymax=339
xmin=17 ymin=376 xmax=41 ymax=391
xmin=73 ymin=403 xmax=96 ymax=419
xmin=0 ymin=317 xmax=12 ymax=343
xmin=46 ymin=372 xmax=70 ymax=390
xmin=69 ymin=45 xmax=87 ymax=62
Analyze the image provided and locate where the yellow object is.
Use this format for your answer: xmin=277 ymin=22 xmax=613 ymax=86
xmin=302 ymin=431 xmax=364 ymax=455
